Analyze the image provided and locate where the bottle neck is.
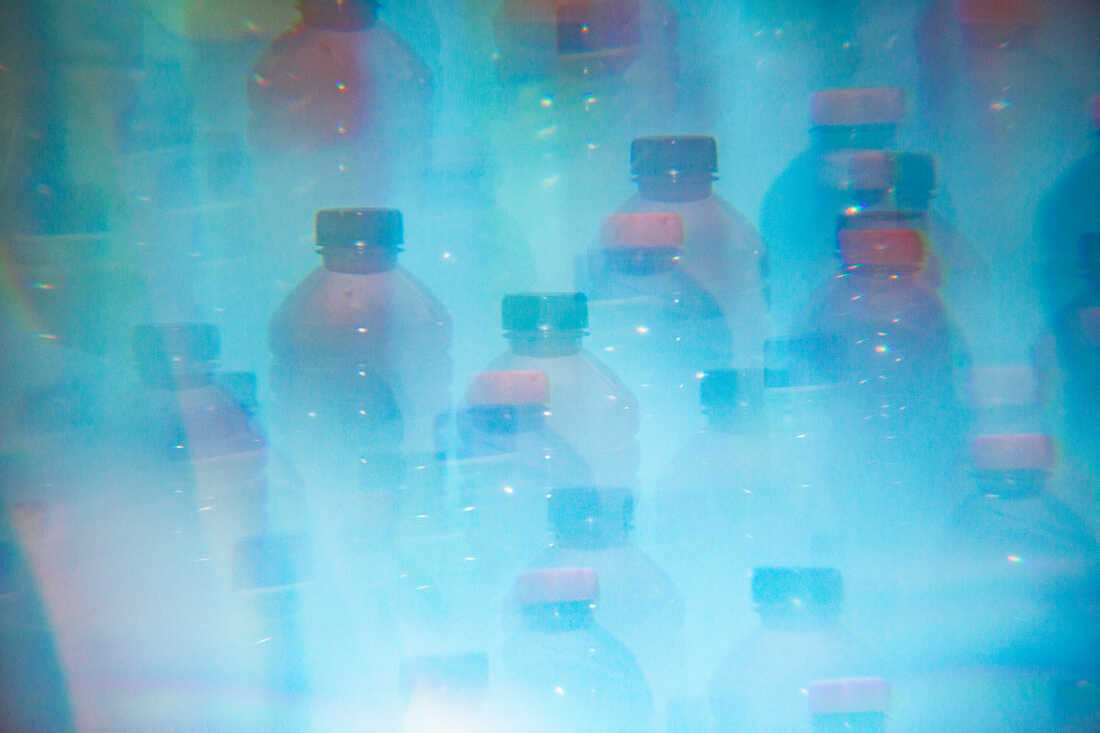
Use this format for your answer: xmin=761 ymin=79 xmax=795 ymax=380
xmin=299 ymin=1 xmax=378 ymax=30
xmin=973 ymin=469 xmax=1046 ymax=499
xmin=600 ymin=247 xmax=682 ymax=276
xmin=522 ymin=602 xmax=595 ymax=632
xmin=758 ymin=605 xmax=842 ymax=631
xmin=811 ymin=124 xmax=898 ymax=153
xmin=506 ymin=332 xmax=585 ymax=357
xmin=321 ymin=246 xmax=399 ymax=274
xmin=635 ymin=174 xmax=714 ymax=202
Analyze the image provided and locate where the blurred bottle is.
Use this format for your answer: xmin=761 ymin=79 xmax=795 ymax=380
xmin=710 ymin=567 xmax=873 ymax=733
xmin=399 ymin=652 xmax=490 ymax=733
xmin=615 ymin=135 xmax=769 ymax=367
xmin=130 ymin=323 xmax=267 ymax=598
xmin=494 ymin=567 xmax=653 ymax=733
xmin=796 ymin=228 xmax=968 ymax=540
xmin=490 ymin=0 xmax=680 ymax=285
xmin=916 ymin=0 xmax=1084 ymax=359
xmin=760 ymin=87 xmax=907 ymax=334
xmin=269 ymin=207 xmax=450 ymax=490
xmin=454 ymin=370 xmax=591 ymax=597
xmin=485 ymin=293 xmax=638 ymax=486
xmin=230 ymin=532 xmax=313 ymax=730
xmin=116 ymin=57 xmax=203 ymax=323
xmin=809 ymin=678 xmax=891 ymax=733
xmin=530 ymin=486 xmax=683 ymax=727
xmin=1034 ymin=233 xmax=1100 ymax=492
xmin=926 ymin=433 xmax=1100 ymax=733
xmin=1036 ymin=96 xmax=1100 ymax=320
xmin=247 ymin=0 xmax=433 ymax=288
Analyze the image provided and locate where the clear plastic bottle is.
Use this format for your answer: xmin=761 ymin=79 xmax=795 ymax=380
xmin=485 ymin=293 xmax=638 ymax=487
xmin=454 ymin=370 xmax=592 ymax=597
xmin=581 ymin=212 xmax=732 ymax=478
xmin=268 ymin=207 xmax=451 ymax=492
xmin=796 ymin=228 xmax=968 ymax=539
xmin=530 ymin=486 xmax=682 ymax=728
xmin=710 ymin=567 xmax=873 ymax=733
xmin=247 ymin=0 xmax=433 ymax=284
xmin=1036 ymin=96 xmax=1100 ymax=320
xmin=808 ymin=677 xmax=891 ymax=733
xmin=760 ymin=87 xmax=907 ymax=334
xmin=615 ymin=135 xmax=769 ymax=368
xmin=494 ymin=566 xmax=653 ymax=733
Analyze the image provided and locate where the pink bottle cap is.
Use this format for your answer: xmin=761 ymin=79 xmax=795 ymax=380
xmin=808 ymin=677 xmax=891 ymax=715
xmin=839 ymin=229 xmax=924 ymax=267
xmin=465 ymin=370 xmax=550 ymax=406
xmin=971 ymin=434 xmax=1055 ymax=471
xmin=515 ymin=567 xmax=599 ymax=606
xmin=600 ymin=212 xmax=684 ymax=249
xmin=956 ymin=0 xmax=1042 ymax=26
xmin=811 ymin=88 xmax=906 ymax=127
xmin=967 ymin=365 xmax=1039 ymax=409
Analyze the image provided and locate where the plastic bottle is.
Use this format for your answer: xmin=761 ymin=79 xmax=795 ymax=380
xmin=581 ymin=212 xmax=732 ymax=477
xmin=924 ymin=433 xmax=1100 ymax=733
xmin=760 ymin=87 xmax=907 ymax=334
xmin=268 ymin=207 xmax=451 ymax=490
xmin=614 ymin=135 xmax=769 ymax=367
xmin=494 ymin=566 xmax=653 ymax=733
xmin=247 ymin=0 xmax=433 ymax=285
xmin=809 ymin=678 xmax=891 ymax=733
xmin=484 ymin=293 xmax=638 ymax=487
xmin=795 ymin=228 xmax=968 ymax=540
xmin=454 ymin=370 xmax=591 ymax=596
xmin=710 ymin=567 xmax=872 ymax=733
xmin=490 ymin=0 xmax=680 ymax=286
xmin=1036 ymin=96 xmax=1100 ymax=319
xmin=529 ymin=486 xmax=682 ymax=728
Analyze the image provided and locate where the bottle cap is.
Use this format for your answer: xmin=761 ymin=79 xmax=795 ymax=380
xmin=600 ymin=212 xmax=684 ymax=249
xmin=838 ymin=229 xmax=924 ymax=267
xmin=808 ymin=678 xmax=891 ymax=715
xmin=967 ymin=365 xmax=1039 ymax=409
xmin=631 ymin=135 xmax=718 ymax=178
xmin=502 ymin=292 xmax=588 ymax=332
xmin=465 ymin=371 xmax=550 ymax=406
xmin=752 ymin=566 xmax=843 ymax=609
xmin=956 ymin=0 xmax=1042 ymax=25
xmin=515 ymin=567 xmax=599 ymax=606
xmin=233 ymin=533 xmax=314 ymax=590
xmin=132 ymin=323 xmax=220 ymax=367
xmin=971 ymin=434 xmax=1055 ymax=471
xmin=811 ymin=87 xmax=906 ymax=127
xmin=315 ymin=208 xmax=403 ymax=249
